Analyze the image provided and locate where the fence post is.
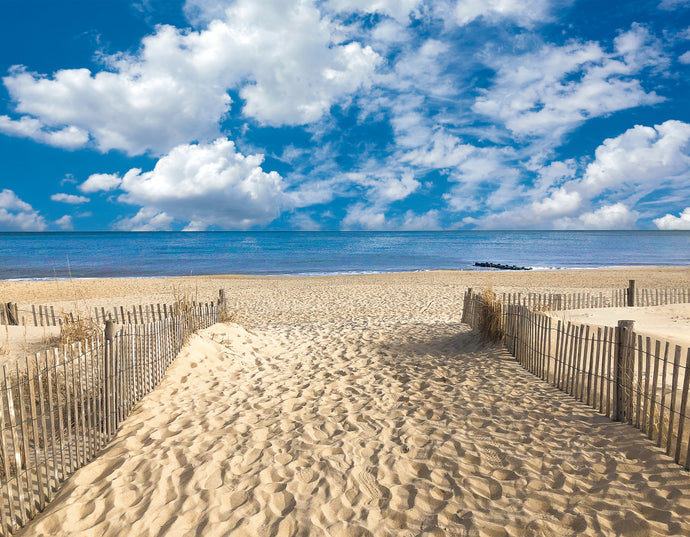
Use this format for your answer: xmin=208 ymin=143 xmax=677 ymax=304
xmin=614 ymin=320 xmax=635 ymax=422
xmin=627 ymin=280 xmax=636 ymax=307
xmin=104 ymin=320 xmax=115 ymax=437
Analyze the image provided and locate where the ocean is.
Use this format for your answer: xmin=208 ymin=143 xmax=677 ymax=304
xmin=0 ymin=231 xmax=688 ymax=280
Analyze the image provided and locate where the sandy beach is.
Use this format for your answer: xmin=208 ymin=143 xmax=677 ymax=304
xmin=5 ymin=266 xmax=690 ymax=536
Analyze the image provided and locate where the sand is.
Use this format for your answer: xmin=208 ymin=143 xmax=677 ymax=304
xmin=6 ymin=266 xmax=690 ymax=536
xmin=549 ymin=304 xmax=690 ymax=349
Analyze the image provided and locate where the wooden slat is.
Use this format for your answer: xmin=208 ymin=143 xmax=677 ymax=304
xmin=635 ymin=334 xmax=643 ymax=428
xmin=579 ymin=326 xmax=590 ymax=401
xmin=42 ymin=350 xmax=58 ymax=497
xmin=675 ymin=348 xmax=690 ymax=464
xmin=24 ymin=356 xmax=43 ymax=512
xmin=594 ymin=327 xmax=602 ymax=412
xmin=666 ymin=346 xmax=682 ymax=456
xmin=33 ymin=354 xmax=52 ymax=506
xmin=648 ymin=340 xmax=662 ymax=440
xmin=567 ymin=325 xmax=578 ymax=396
xmin=68 ymin=346 xmax=81 ymax=468
xmin=554 ymin=321 xmax=562 ymax=387
xmin=13 ymin=360 xmax=35 ymax=514
xmin=80 ymin=342 xmax=93 ymax=461
xmin=0 ymin=370 xmax=16 ymax=533
xmin=585 ymin=326 xmax=594 ymax=405
xmin=657 ymin=342 xmax=671 ymax=447
xmin=52 ymin=349 xmax=67 ymax=481
xmin=88 ymin=339 xmax=99 ymax=453
xmin=642 ymin=337 xmax=652 ymax=435
xmin=604 ymin=327 xmax=613 ymax=418
xmin=3 ymin=364 xmax=27 ymax=526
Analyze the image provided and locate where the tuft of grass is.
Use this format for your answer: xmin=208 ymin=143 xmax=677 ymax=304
xmin=171 ymin=284 xmax=199 ymax=315
xmin=477 ymin=287 xmax=505 ymax=343
xmin=59 ymin=312 xmax=102 ymax=346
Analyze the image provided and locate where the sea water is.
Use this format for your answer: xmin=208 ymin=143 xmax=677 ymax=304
xmin=0 ymin=231 xmax=688 ymax=280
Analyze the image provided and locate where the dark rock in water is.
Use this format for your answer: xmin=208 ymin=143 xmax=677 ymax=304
xmin=474 ymin=262 xmax=531 ymax=271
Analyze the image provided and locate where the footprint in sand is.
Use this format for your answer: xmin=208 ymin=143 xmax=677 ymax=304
xmin=357 ymin=469 xmax=390 ymax=509
xmin=472 ymin=434 xmax=509 ymax=469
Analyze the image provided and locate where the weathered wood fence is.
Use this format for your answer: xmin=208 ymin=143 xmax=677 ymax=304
xmin=0 ymin=301 xmax=221 ymax=535
xmin=462 ymin=289 xmax=690 ymax=469
xmin=0 ymin=293 xmax=225 ymax=328
xmin=495 ymin=281 xmax=690 ymax=310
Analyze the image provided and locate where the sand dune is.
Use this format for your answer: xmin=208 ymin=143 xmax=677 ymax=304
xmin=19 ymin=316 xmax=690 ymax=536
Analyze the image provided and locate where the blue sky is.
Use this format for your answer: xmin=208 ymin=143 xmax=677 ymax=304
xmin=1 ymin=0 xmax=690 ymax=231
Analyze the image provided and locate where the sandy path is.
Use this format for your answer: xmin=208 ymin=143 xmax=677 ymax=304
xmin=19 ymin=318 xmax=690 ymax=537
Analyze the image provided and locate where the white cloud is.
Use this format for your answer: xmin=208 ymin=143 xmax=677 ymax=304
xmin=55 ymin=215 xmax=74 ymax=230
xmin=530 ymin=188 xmax=583 ymax=218
xmin=654 ymin=207 xmax=690 ymax=229
xmin=114 ymin=208 xmax=174 ymax=231
xmin=342 ymin=203 xmax=387 ymax=230
xmin=555 ymin=203 xmax=639 ymax=229
xmin=580 ymin=120 xmax=690 ymax=196
xmin=3 ymin=0 xmax=381 ymax=155
xmin=51 ymin=193 xmax=89 ymax=204
xmin=0 ymin=189 xmax=47 ymax=231
xmin=116 ymin=138 xmax=289 ymax=230
xmin=473 ymin=25 xmax=665 ymax=140
xmin=454 ymin=0 xmax=553 ymax=27
xmin=402 ymin=131 xmax=475 ymax=168
xmin=399 ymin=209 xmax=441 ymax=230
xmin=467 ymin=120 xmax=690 ymax=229
xmin=680 ymin=51 xmax=690 ymax=64
xmin=79 ymin=173 xmax=123 ymax=193
xmin=0 ymin=115 xmax=88 ymax=149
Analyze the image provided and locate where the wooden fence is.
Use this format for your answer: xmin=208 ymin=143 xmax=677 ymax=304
xmin=0 ymin=301 xmax=220 ymax=535
xmin=462 ymin=289 xmax=690 ymax=469
xmin=0 ymin=290 xmax=227 ymax=327
xmin=495 ymin=281 xmax=690 ymax=311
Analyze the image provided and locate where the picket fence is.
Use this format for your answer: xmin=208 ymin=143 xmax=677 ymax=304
xmin=496 ymin=283 xmax=690 ymax=311
xmin=462 ymin=289 xmax=690 ymax=469
xmin=0 ymin=301 xmax=220 ymax=535
xmin=1 ymin=293 xmax=226 ymax=328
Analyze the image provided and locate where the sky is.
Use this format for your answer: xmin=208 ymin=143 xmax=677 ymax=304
xmin=1 ymin=0 xmax=690 ymax=232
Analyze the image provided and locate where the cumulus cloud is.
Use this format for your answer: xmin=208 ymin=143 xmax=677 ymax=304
xmin=0 ymin=189 xmax=47 ymax=231
xmin=342 ymin=203 xmax=387 ymax=230
xmin=679 ymin=51 xmax=690 ymax=64
xmin=55 ymin=215 xmax=74 ymax=230
xmin=114 ymin=138 xmax=289 ymax=230
xmin=51 ymin=193 xmax=89 ymax=204
xmin=654 ymin=207 xmax=690 ymax=229
xmin=555 ymin=203 xmax=639 ymax=229
xmin=0 ymin=115 xmax=88 ymax=149
xmin=473 ymin=25 xmax=665 ymax=140
xmin=3 ymin=0 xmax=381 ymax=155
xmin=399 ymin=209 xmax=441 ymax=230
xmin=113 ymin=208 xmax=174 ymax=231
xmin=580 ymin=120 xmax=690 ymax=196
xmin=464 ymin=120 xmax=690 ymax=229
xmin=79 ymin=173 xmax=123 ymax=193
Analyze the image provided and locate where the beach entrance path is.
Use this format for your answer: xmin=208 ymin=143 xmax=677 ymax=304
xmin=18 ymin=319 xmax=690 ymax=537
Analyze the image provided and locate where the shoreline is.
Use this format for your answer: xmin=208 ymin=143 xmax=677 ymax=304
xmin=1 ymin=263 xmax=688 ymax=282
